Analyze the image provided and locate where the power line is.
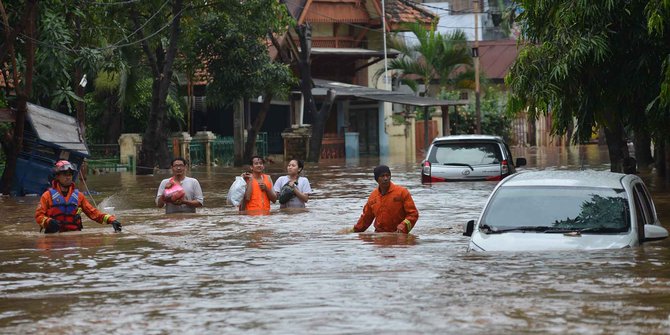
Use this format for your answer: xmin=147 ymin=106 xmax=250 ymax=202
xmin=118 ymin=0 xmax=172 ymax=47
xmin=16 ymin=1 xmax=184 ymax=54
xmin=13 ymin=0 xmax=504 ymax=57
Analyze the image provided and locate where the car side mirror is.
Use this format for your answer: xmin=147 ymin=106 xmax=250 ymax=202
xmin=516 ymin=158 xmax=527 ymax=167
xmin=463 ymin=220 xmax=475 ymax=237
xmin=644 ymin=224 xmax=669 ymax=242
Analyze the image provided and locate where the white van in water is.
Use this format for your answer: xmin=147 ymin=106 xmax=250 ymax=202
xmin=420 ymin=135 xmax=526 ymax=183
xmin=463 ymin=170 xmax=668 ymax=252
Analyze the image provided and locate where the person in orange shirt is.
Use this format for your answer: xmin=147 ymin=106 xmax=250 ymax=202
xmin=344 ymin=165 xmax=419 ymax=234
xmin=35 ymin=160 xmax=122 ymax=234
xmin=239 ymin=156 xmax=277 ymax=215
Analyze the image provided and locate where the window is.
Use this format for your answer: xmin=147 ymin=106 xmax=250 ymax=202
xmin=634 ymin=183 xmax=656 ymax=225
xmin=430 ymin=142 xmax=502 ymax=165
xmin=481 ymin=186 xmax=629 ymax=232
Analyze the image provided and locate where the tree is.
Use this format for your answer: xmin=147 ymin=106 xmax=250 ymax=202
xmin=646 ymin=0 xmax=670 ymax=176
xmin=373 ymin=22 xmax=472 ymax=138
xmin=0 ymin=0 xmax=37 ymax=195
xmin=376 ymin=22 xmax=472 ymax=98
xmin=440 ymin=86 xmax=512 ymax=140
xmin=506 ymin=0 xmax=668 ymax=172
xmin=189 ymin=0 xmax=295 ymax=165
xmin=118 ymin=0 xmax=184 ymax=174
xmin=294 ymin=23 xmax=336 ymax=163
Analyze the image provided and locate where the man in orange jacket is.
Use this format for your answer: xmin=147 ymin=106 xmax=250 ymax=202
xmin=35 ymin=160 xmax=122 ymax=234
xmin=345 ymin=165 xmax=419 ymax=234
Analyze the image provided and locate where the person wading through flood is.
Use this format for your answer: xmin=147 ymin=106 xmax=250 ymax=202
xmin=35 ymin=160 xmax=122 ymax=233
xmin=273 ymin=159 xmax=312 ymax=209
xmin=156 ymin=157 xmax=204 ymax=214
xmin=341 ymin=165 xmax=419 ymax=234
xmin=239 ymin=156 xmax=277 ymax=215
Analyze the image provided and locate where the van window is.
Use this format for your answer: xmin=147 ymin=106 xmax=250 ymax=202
xmin=634 ymin=183 xmax=656 ymax=225
xmin=429 ymin=142 xmax=502 ymax=166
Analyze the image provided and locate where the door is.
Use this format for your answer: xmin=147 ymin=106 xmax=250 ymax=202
xmin=349 ymin=108 xmax=378 ymax=156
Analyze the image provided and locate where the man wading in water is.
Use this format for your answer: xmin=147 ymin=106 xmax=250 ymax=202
xmin=239 ymin=156 xmax=277 ymax=215
xmin=35 ymin=160 xmax=122 ymax=233
xmin=342 ymin=165 xmax=419 ymax=234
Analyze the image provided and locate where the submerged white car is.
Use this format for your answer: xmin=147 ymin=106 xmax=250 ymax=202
xmin=421 ymin=135 xmax=526 ymax=183
xmin=464 ymin=170 xmax=668 ymax=252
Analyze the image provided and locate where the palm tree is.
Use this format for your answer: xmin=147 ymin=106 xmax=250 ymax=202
xmin=375 ymin=22 xmax=472 ymax=98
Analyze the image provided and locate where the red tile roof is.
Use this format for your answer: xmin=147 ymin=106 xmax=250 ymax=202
xmin=477 ymin=39 xmax=521 ymax=80
xmin=285 ymin=0 xmax=437 ymax=28
xmin=304 ymin=1 xmax=374 ymax=23
xmin=384 ymin=0 xmax=436 ymax=30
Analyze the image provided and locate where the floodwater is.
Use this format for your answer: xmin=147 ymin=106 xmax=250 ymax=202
xmin=1 ymin=145 xmax=670 ymax=334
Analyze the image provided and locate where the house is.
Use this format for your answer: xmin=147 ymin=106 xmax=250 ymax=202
xmin=277 ymin=0 xmax=454 ymax=160
xmin=0 ymin=103 xmax=89 ymax=195
xmin=185 ymin=0 xmax=457 ymax=162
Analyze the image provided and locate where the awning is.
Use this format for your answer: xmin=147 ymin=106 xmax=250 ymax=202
xmin=312 ymin=79 xmax=468 ymax=107
xmin=26 ymin=103 xmax=89 ymax=155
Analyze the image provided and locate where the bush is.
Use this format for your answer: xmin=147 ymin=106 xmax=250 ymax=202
xmin=440 ymin=87 xmax=512 ymax=141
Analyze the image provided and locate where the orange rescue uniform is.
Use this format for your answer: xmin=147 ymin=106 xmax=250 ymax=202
xmin=354 ymin=182 xmax=419 ymax=233
xmin=35 ymin=183 xmax=116 ymax=231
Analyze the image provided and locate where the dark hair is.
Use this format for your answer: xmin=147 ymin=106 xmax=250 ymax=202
xmin=250 ymin=155 xmax=264 ymax=165
xmin=290 ymin=158 xmax=304 ymax=173
xmin=373 ymin=165 xmax=391 ymax=181
xmin=171 ymin=157 xmax=187 ymax=166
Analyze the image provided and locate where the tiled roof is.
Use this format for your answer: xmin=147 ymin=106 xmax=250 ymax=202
xmin=284 ymin=0 xmax=437 ymax=28
xmin=385 ymin=0 xmax=437 ymax=30
xmin=304 ymin=1 xmax=373 ymax=23
xmin=477 ymin=39 xmax=521 ymax=80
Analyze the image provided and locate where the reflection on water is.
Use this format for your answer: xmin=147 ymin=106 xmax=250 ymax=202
xmin=1 ymin=145 xmax=670 ymax=333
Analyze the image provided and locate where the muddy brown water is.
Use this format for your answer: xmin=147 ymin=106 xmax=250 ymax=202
xmin=1 ymin=145 xmax=670 ymax=334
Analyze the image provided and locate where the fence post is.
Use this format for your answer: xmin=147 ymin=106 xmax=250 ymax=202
xmin=118 ymin=133 xmax=142 ymax=165
xmin=128 ymin=155 xmax=135 ymax=173
xmin=194 ymin=131 xmax=216 ymax=166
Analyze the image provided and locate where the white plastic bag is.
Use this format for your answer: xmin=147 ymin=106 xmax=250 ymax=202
xmin=226 ymin=176 xmax=247 ymax=206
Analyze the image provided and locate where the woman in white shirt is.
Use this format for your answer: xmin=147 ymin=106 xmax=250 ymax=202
xmin=273 ymin=159 xmax=312 ymax=208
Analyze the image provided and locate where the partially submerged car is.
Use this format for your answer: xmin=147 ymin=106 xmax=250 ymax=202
xmin=420 ymin=135 xmax=526 ymax=183
xmin=464 ymin=170 xmax=668 ymax=252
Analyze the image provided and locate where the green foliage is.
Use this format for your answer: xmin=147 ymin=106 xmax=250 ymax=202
xmin=85 ymin=78 xmax=184 ymax=143
xmin=376 ymin=22 xmax=471 ymax=96
xmin=507 ymin=0 xmax=670 ymax=144
xmin=27 ymin=1 xmax=105 ymax=113
xmin=645 ymin=0 xmax=670 ymax=140
xmin=94 ymin=71 xmax=120 ymax=93
xmin=189 ymin=0 xmax=296 ymax=107
xmin=440 ymin=87 xmax=512 ymax=139
xmin=33 ymin=7 xmax=75 ymax=112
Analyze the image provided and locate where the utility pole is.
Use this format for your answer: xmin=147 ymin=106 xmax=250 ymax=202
xmin=473 ymin=0 xmax=481 ymax=134
xmin=381 ymin=0 xmax=390 ymax=88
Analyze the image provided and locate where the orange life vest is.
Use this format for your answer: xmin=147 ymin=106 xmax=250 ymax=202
xmin=46 ymin=188 xmax=83 ymax=232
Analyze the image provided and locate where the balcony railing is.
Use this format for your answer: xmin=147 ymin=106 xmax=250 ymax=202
xmin=295 ymin=37 xmax=365 ymax=49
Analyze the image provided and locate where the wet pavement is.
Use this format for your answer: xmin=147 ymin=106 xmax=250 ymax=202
xmin=1 ymin=145 xmax=670 ymax=334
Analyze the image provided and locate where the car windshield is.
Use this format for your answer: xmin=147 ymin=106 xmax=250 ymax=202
xmin=480 ymin=186 xmax=630 ymax=233
xmin=429 ymin=142 xmax=502 ymax=166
